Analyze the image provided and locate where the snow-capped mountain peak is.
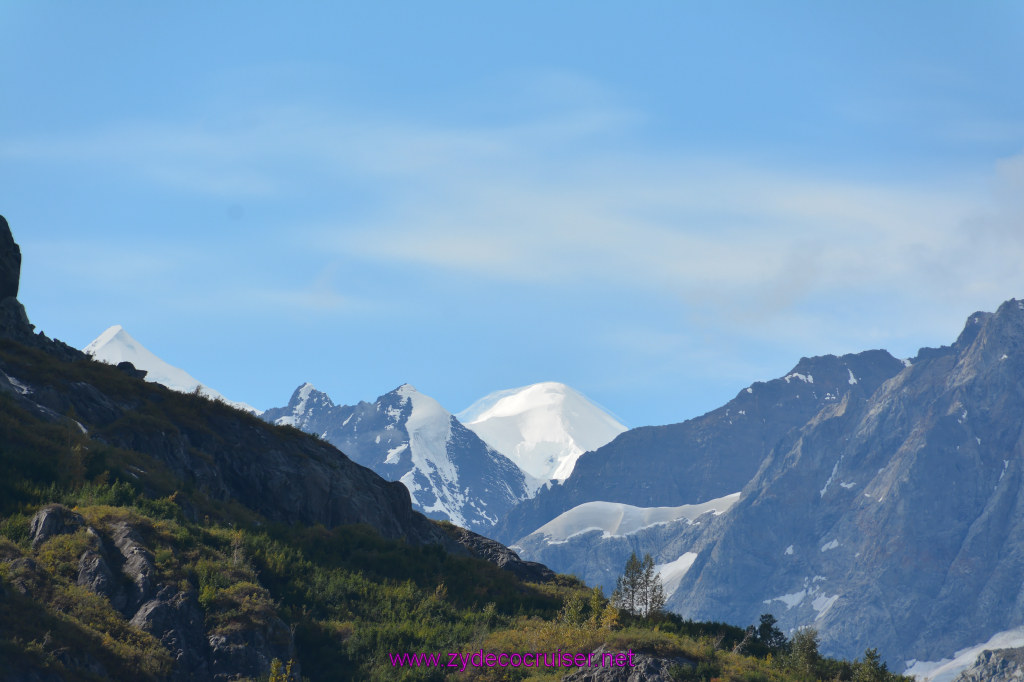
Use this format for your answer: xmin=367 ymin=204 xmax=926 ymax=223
xmin=273 ymin=382 xmax=334 ymax=427
xmin=457 ymin=381 xmax=627 ymax=482
xmin=83 ymin=325 xmax=258 ymax=414
xmin=262 ymin=382 xmax=534 ymax=532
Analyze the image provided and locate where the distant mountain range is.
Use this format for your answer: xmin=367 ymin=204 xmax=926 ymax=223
xmin=80 ymin=329 xmax=625 ymax=531
xmin=261 ymin=382 xmax=533 ymax=532
xmin=76 ymin=276 xmax=1024 ymax=677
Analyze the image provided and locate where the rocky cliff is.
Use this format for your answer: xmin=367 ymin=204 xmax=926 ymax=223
xmin=673 ymin=301 xmax=1024 ymax=668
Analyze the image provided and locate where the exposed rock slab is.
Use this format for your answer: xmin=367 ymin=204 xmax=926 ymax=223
xmin=29 ymin=505 xmax=84 ymax=548
xmin=954 ymin=648 xmax=1024 ymax=682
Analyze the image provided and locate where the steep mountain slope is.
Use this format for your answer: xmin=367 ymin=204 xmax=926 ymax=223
xmin=671 ymin=300 xmax=1024 ymax=670
xmin=496 ymin=350 xmax=906 ymax=543
xmin=84 ymin=325 xmax=258 ymax=413
xmin=457 ymin=381 xmax=627 ymax=482
xmin=262 ymin=383 xmax=533 ymax=531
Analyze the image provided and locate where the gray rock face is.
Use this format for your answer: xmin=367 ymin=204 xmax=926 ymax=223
xmin=263 ymin=383 xmax=532 ymax=532
xmin=27 ymin=511 xmax=296 ymax=682
xmin=446 ymin=526 xmax=555 ymax=583
xmin=29 ymin=505 xmax=84 ymax=548
xmin=130 ymin=587 xmax=212 ymax=682
xmin=954 ymin=648 xmax=1024 ymax=682
xmin=76 ymin=527 xmax=128 ymax=613
xmin=109 ymin=522 xmax=157 ymax=613
xmin=208 ymin=616 xmax=295 ymax=682
xmin=671 ymin=300 xmax=1024 ymax=668
xmin=497 ymin=350 xmax=906 ymax=543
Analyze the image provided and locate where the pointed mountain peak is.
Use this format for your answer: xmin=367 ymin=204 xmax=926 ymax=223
xmin=83 ymin=324 xmax=130 ymax=355
xmin=287 ymin=382 xmax=332 ymax=406
xmin=284 ymin=382 xmax=332 ymax=416
xmin=0 ymin=214 xmax=21 ymax=301
xmin=83 ymin=325 xmax=259 ymax=414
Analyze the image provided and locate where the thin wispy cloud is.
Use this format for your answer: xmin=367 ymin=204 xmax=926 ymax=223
xmin=11 ymin=99 xmax=1023 ymax=350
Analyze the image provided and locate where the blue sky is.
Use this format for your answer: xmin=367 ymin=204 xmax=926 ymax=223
xmin=3 ymin=3 xmax=1024 ymax=427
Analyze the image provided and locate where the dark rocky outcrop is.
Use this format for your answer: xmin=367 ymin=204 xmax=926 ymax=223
xmin=953 ymin=647 xmax=1024 ymax=682
xmin=21 ymin=507 xmax=297 ymax=682
xmin=0 ymin=215 xmax=30 ymax=342
xmin=116 ymin=360 xmax=148 ymax=379
xmin=130 ymin=587 xmax=212 ymax=682
xmin=207 ymin=616 xmax=296 ymax=682
xmin=448 ymin=526 xmax=555 ymax=583
xmin=0 ymin=215 xmax=78 ymax=359
xmin=0 ymin=215 xmax=21 ymax=301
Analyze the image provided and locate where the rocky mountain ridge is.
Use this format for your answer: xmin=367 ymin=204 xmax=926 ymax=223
xmin=262 ymin=382 xmax=533 ymax=532
xmin=497 ymin=349 xmax=907 ymax=543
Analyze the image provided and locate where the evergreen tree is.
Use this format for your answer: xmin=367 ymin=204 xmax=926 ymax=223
xmin=613 ymin=551 xmax=643 ymax=616
xmin=640 ymin=553 xmax=666 ymax=617
xmin=756 ymin=613 xmax=788 ymax=652
xmin=612 ymin=552 xmax=665 ymax=617
xmin=853 ymin=648 xmax=889 ymax=682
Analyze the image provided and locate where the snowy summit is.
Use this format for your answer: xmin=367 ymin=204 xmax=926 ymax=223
xmin=457 ymin=382 xmax=627 ymax=482
xmin=83 ymin=325 xmax=259 ymax=414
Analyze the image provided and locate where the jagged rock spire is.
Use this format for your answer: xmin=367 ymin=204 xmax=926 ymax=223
xmin=0 ymin=214 xmax=33 ymax=340
xmin=0 ymin=214 xmax=21 ymax=300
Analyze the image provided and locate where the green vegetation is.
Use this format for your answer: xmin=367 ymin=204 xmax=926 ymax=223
xmin=0 ymin=341 xmax=910 ymax=680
